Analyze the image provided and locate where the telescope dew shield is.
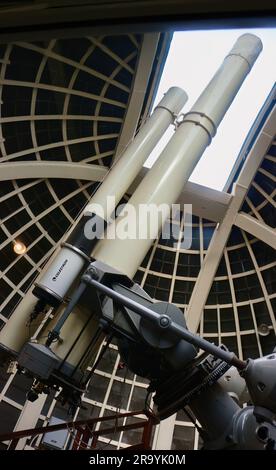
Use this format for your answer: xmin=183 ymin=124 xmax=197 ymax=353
xmin=93 ymin=34 xmax=263 ymax=278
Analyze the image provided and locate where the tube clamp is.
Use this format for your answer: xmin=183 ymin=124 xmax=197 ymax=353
xmin=155 ymin=105 xmax=177 ymax=122
xmin=61 ymin=243 xmax=91 ymax=262
xmin=178 ymin=111 xmax=217 ymax=145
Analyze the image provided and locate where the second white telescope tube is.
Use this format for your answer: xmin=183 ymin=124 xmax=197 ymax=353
xmin=85 ymin=86 xmax=188 ymax=220
xmin=93 ymin=34 xmax=263 ymax=278
xmin=33 ymin=87 xmax=188 ymax=306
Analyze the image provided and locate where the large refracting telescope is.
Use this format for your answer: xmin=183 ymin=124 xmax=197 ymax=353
xmin=1 ymin=34 xmax=276 ymax=450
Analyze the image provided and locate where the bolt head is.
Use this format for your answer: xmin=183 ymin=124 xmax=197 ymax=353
xmin=88 ymin=265 xmax=99 ymax=279
xmin=159 ymin=315 xmax=170 ymax=328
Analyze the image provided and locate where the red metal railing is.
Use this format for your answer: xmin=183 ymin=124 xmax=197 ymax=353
xmin=0 ymin=409 xmax=159 ymax=450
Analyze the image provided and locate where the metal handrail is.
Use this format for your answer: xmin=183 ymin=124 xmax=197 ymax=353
xmin=0 ymin=408 xmax=159 ymax=450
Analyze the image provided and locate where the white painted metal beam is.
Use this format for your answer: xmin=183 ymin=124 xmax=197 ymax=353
xmin=113 ymin=33 xmax=161 ymax=162
xmin=128 ymin=167 xmax=232 ymax=222
xmin=179 ymin=181 xmax=232 ymax=223
xmin=186 ymin=104 xmax=276 ymax=333
xmin=0 ymin=161 xmax=108 ymax=182
xmin=0 ymin=159 xmax=232 ymax=222
xmin=11 ymin=393 xmax=47 ymax=450
xmin=235 ymin=212 xmax=276 ymax=250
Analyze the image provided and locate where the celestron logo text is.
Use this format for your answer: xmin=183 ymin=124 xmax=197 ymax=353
xmin=52 ymin=259 xmax=68 ymax=281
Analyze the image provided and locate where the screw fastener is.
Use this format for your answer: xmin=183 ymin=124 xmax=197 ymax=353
xmin=159 ymin=315 xmax=171 ymax=328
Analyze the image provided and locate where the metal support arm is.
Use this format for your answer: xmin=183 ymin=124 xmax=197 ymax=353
xmin=82 ymin=272 xmax=246 ymax=370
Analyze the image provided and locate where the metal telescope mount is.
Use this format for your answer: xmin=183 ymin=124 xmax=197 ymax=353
xmin=43 ymin=260 xmax=276 ymax=450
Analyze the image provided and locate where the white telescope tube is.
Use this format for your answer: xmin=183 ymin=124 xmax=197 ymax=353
xmin=85 ymin=86 xmax=188 ymax=220
xmin=0 ymin=87 xmax=187 ymax=354
xmin=93 ymin=34 xmax=263 ymax=278
xmin=32 ymin=87 xmax=187 ymax=306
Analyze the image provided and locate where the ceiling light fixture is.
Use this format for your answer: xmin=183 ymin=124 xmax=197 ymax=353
xmin=257 ymin=324 xmax=270 ymax=337
xmin=13 ymin=241 xmax=27 ymax=255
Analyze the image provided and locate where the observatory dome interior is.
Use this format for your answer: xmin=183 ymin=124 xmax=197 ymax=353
xmin=0 ymin=15 xmax=275 ymax=452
